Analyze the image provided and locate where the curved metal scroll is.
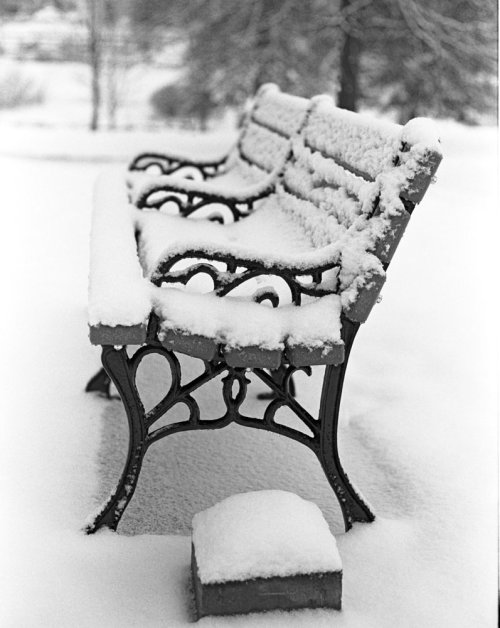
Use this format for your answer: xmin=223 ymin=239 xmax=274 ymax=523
xmin=129 ymin=152 xmax=227 ymax=180
xmin=151 ymin=252 xmax=340 ymax=307
xmin=136 ymin=186 xmax=273 ymax=223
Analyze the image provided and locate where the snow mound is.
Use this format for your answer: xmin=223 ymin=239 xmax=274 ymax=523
xmin=192 ymin=490 xmax=342 ymax=584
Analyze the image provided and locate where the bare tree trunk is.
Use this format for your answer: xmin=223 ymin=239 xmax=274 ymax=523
xmin=106 ymin=40 xmax=119 ymax=130
xmin=337 ymin=0 xmax=360 ymax=112
xmin=252 ymin=0 xmax=277 ymax=92
xmin=88 ymin=0 xmax=102 ymax=131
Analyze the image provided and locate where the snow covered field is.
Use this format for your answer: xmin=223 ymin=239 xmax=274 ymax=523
xmin=0 ymin=121 xmax=497 ymax=626
xmin=0 ymin=58 xmax=180 ymax=129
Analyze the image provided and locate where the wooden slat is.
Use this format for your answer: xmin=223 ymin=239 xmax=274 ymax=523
xmin=160 ymin=330 xmax=218 ymax=361
xmin=344 ymin=272 xmax=386 ymax=324
xmin=89 ymin=324 xmax=148 ymax=346
xmin=286 ymin=343 xmax=345 ymax=367
xmin=224 ymin=345 xmax=282 ymax=369
xmin=401 ymin=149 xmax=443 ymax=204
xmin=372 ymin=210 xmax=411 ymax=265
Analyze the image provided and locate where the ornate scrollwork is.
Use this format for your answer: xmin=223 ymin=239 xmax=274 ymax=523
xmin=135 ymin=185 xmax=272 ymax=223
xmin=151 ymin=250 xmax=340 ymax=306
xmin=133 ymin=345 xmax=319 ymax=448
xmin=129 ymin=152 xmax=227 ymax=180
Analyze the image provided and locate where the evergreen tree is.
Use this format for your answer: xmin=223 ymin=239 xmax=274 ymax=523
xmin=359 ymin=0 xmax=498 ymax=122
xmin=131 ymin=0 xmax=497 ymax=125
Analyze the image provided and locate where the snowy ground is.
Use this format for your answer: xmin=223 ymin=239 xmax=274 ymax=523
xmin=0 ymin=122 xmax=498 ymax=627
xmin=0 ymin=58 xmax=180 ymax=129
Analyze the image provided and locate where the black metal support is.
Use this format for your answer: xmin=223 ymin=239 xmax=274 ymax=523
xmin=86 ymin=320 xmax=374 ymax=534
xmin=315 ymin=319 xmax=375 ymax=530
xmin=129 ymin=152 xmax=228 ymax=180
xmin=86 ymin=346 xmax=149 ymax=533
xmin=257 ymin=365 xmax=296 ymax=400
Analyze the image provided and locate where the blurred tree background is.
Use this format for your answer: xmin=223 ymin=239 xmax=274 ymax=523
xmin=0 ymin=0 xmax=497 ymax=128
xmin=132 ymin=0 xmax=497 ymax=126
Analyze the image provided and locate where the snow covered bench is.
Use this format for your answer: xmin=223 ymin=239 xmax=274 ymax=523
xmin=86 ymin=95 xmax=442 ymax=535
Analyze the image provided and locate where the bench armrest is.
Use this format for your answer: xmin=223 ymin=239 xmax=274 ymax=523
xmin=129 ymin=150 xmax=230 ymax=180
xmin=133 ymin=175 xmax=276 ymax=221
xmin=149 ymin=246 xmax=340 ymax=306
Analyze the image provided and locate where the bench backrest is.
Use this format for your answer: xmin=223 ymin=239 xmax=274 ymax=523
xmin=277 ymin=96 xmax=443 ymax=322
xmin=230 ymin=84 xmax=312 ymax=179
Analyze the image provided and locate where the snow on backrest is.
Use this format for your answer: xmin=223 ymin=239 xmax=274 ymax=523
xmin=236 ymin=86 xmax=311 ymax=174
xmin=277 ymin=101 xmax=442 ymax=250
xmin=279 ymin=138 xmax=380 ymax=243
xmin=276 ymin=99 xmax=403 ymax=246
xmin=303 ymin=99 xmax=402 ymax=181
xmin=275 ymin=101 xmax=442 ymax=322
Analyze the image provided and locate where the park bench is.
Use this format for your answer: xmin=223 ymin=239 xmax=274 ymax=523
xmin=86 ymin=92 xmax=442 ymax=535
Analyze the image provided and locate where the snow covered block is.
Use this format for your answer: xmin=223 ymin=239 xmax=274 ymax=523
xmin=286 ymin=342 xmax=345 ymax=367
xmin=191 ymin=491 xmax=342 ymax=619
xmin=224 ymin=346 xmax=282 ymax=369
xmin=89 ymin=323 xmax=147 ymax=346
xmin=160 ymin=330 xmax=218 ymax=361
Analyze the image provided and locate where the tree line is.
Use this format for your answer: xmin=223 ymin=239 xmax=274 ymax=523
xmin=85 ymin=0 xmax=497 ymax=128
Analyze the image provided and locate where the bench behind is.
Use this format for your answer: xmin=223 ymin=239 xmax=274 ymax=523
xmin=129 ymin=84 xmax=311 ymax=184
xmin=232 ymin=84 xmax=311 ymax=178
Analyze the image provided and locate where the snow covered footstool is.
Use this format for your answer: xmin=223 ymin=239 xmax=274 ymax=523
xmin=191 ymin=491 xmax=342 ymax=619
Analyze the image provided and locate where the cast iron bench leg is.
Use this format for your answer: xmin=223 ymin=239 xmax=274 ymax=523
xmin=317 ymin=363 xmax=375 ymax=530
xmin=86 ymin=346 xmax=148 ymax=533
xmin=316 ymin=320 xmax=375 ymax=530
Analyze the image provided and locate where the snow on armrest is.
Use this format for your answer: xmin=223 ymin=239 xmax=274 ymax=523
xmin=88 ymin=167 xmax=152 ymax=334
xmin=132 ymin=172 xmax=276 ymax=208
xmin=147 ymin=243 xmax=341 ymax=285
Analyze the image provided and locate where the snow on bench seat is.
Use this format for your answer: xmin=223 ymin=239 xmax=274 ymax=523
xmin=191 ymin=490 xmax=342 ymax=617
xmin=153 ymin=288 xmax=344 ymax=368
xmin=135 ymin=202 xmax=322 ymax=276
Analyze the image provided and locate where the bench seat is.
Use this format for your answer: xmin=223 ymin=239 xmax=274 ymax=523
xmin=135 ymin=202 xmax=323 ymax=276
xmin=152 ymin=288 xmax=344 ymax=368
